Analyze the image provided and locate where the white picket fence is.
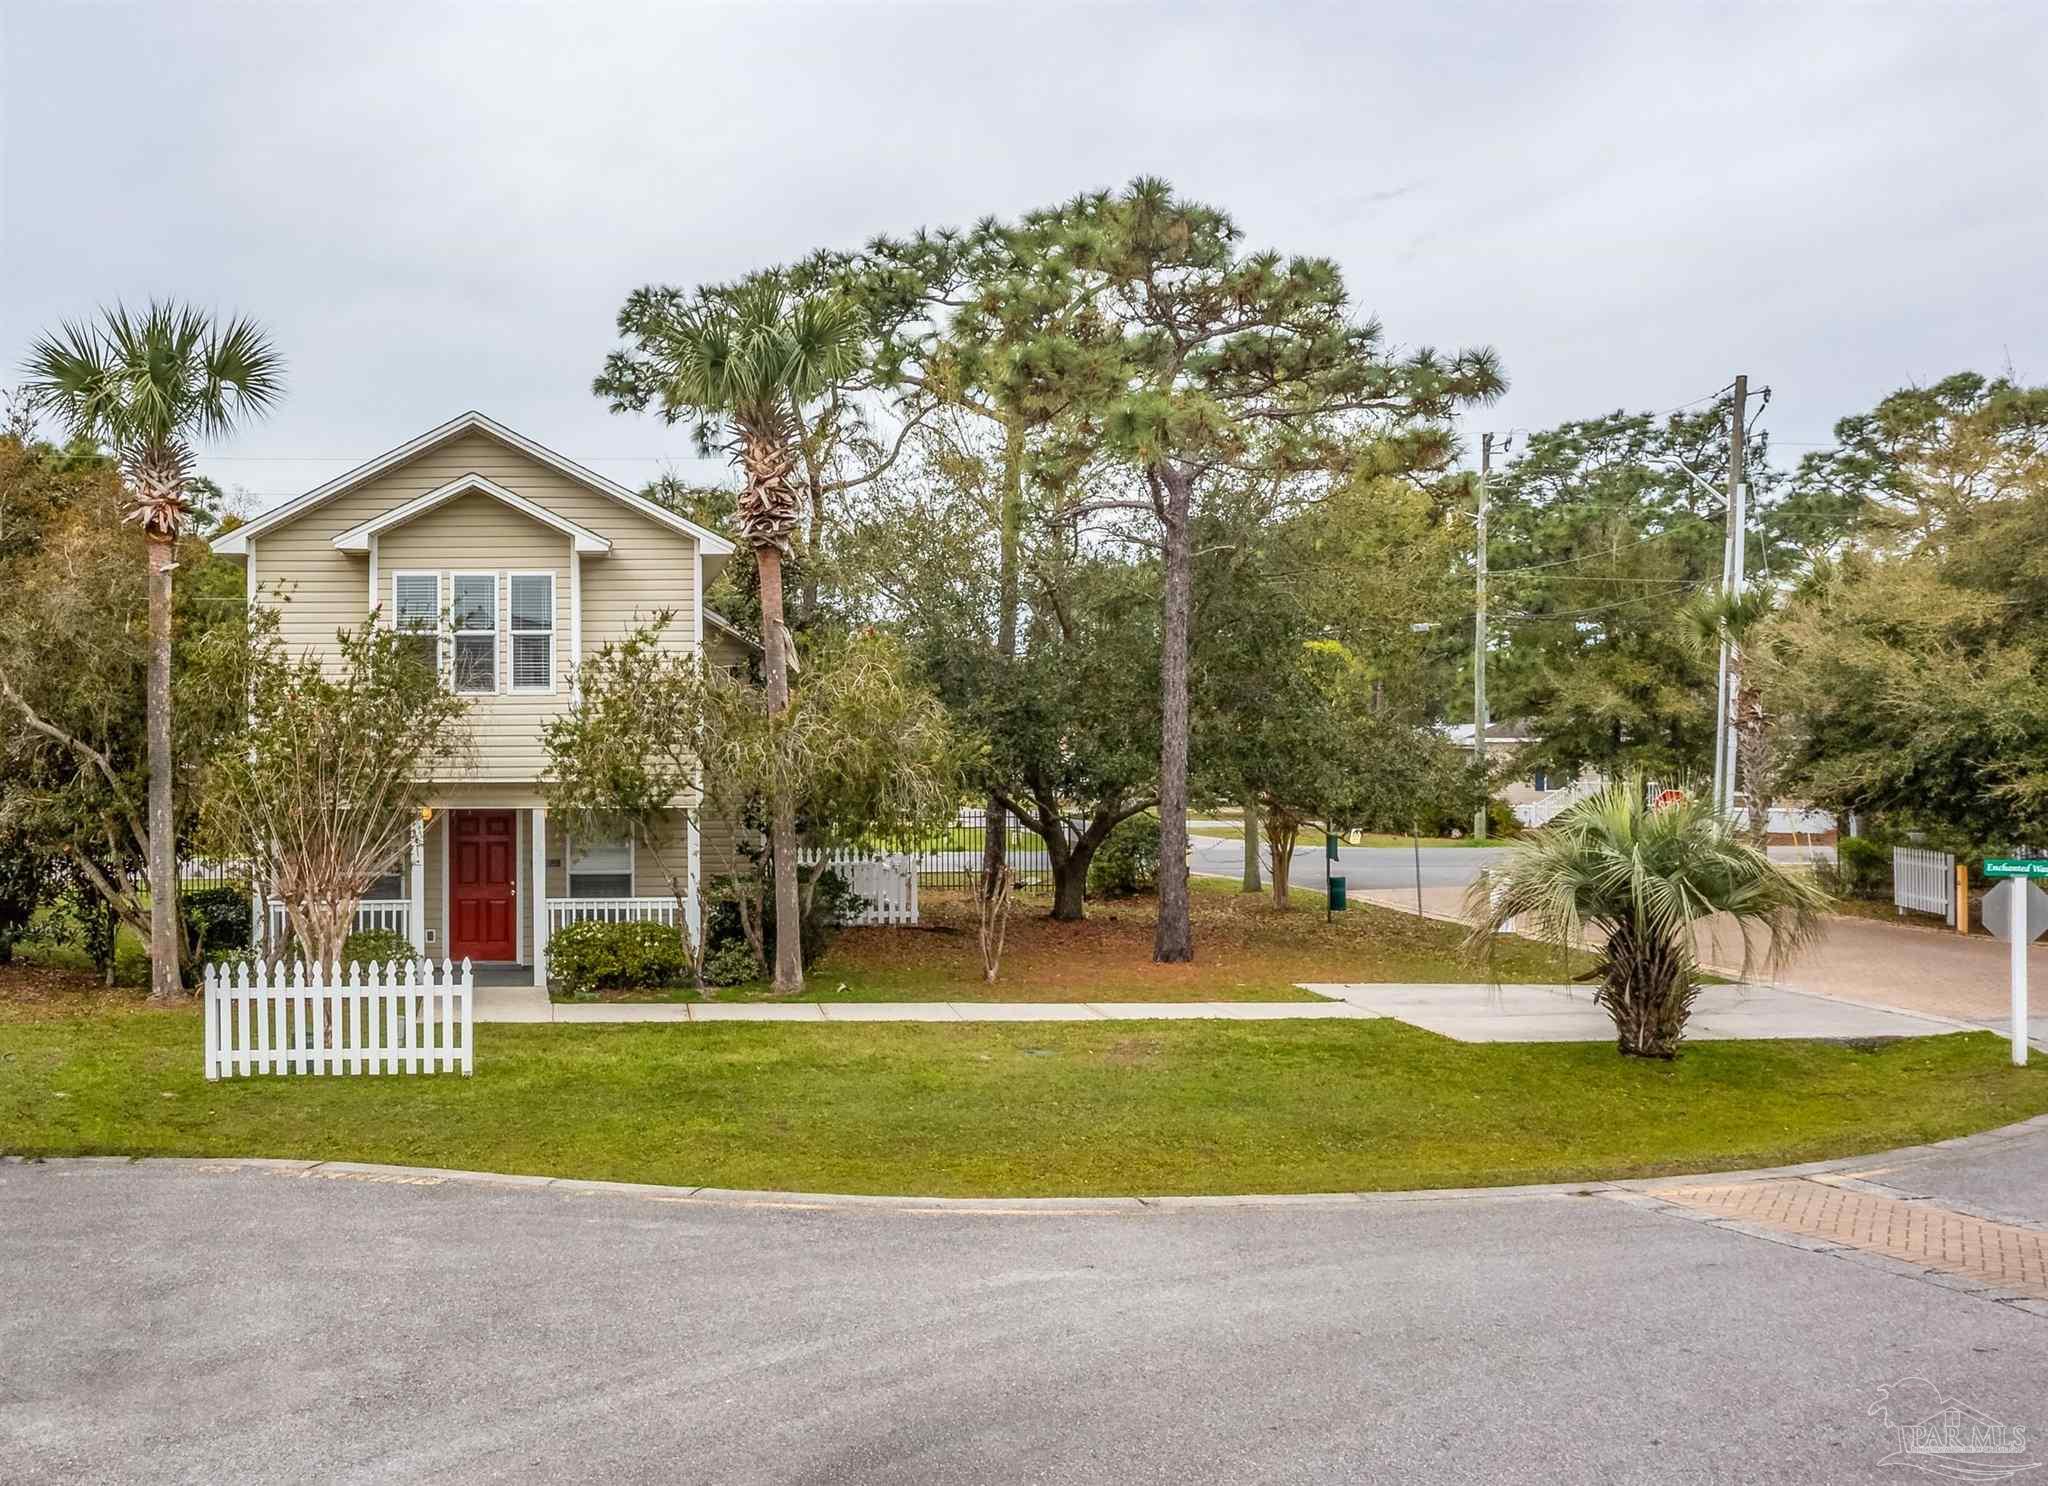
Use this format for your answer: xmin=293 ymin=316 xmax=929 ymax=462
xmin=798 ymin=848 xmax=920 ymax=925
xmin=203 ymin=958 xmax=474 ymax=1079
xmin=1893 ymin=846 xmax=1956 ymax=925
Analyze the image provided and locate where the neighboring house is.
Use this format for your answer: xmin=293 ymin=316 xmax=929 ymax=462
xmin=1438 ymin=721 xmax=1596 ymax=825
xmin=212 ymin=411 xmax=750 ymax=985
xmin=1438 ymin=720 xmax=1836 ymax=842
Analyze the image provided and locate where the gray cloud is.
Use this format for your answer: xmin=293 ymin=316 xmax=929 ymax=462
xmin=4 ymin=0 xmax=2043 ymax=506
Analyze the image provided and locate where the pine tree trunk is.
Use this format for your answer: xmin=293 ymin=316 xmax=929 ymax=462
xmin=145 ymin=536 xmax=182 ymax=1001
xmin=756 ymin=544 xmax=804 ymax=994
xmin=1241 ymin=794 xmax=1263 ymax=893
xmin=982 ymin=426 xmax=1026 ymax=899
xmin=1153 ymin=466 xmax=1194 ymax=962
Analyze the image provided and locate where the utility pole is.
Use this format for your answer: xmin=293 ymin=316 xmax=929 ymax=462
xmin=1473 ymin=432 xmax=1492 ymax=840
xmin=1711 ymin=376 xmax=1749 ymax=818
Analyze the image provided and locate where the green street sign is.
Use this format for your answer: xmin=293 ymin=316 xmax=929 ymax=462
xmin=1985 ymin=858 xmax=2048 ymax=878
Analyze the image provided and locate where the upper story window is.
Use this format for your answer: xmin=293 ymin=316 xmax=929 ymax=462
xmin=451 ymin=574 xmax=498 ymax=694
xmin=510 ymin=574 xmax=554 ymax=692
xmin=392 ymin=573 xmax=441 ymax=677
xmin=568 ymin=833 xmax=633 ymax=898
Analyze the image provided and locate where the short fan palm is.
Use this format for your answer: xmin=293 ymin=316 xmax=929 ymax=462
xmin=1466 ymin=780 xmax=1831 ymax=1058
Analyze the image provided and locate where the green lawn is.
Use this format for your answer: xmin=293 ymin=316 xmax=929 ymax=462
xmin=4 ymin=1003 xmax=2041 ymax=1196
xmin=566 ymin=878 xmax=1586 ymax=1003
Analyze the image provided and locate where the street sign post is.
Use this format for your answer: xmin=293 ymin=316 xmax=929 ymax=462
xmin=1983 ymin=861 xmax=2048 ymax=1066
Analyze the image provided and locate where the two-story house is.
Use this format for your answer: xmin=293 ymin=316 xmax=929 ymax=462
xmin=212 ymin=411 xmax=749 ymax=986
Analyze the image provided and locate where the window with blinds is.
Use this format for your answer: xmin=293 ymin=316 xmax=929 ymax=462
xmin=568 ymin=834 xmax=632 ymax=898
xmin=392 ymin=573 xmax=440 ymax=678
xmin=510 ymin=574 xmax=554 ymax=691
xmin=451 ymin=574 xmax=497 ymax=693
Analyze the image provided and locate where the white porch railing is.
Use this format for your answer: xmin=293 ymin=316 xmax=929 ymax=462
xmin=203 ymin=958 xmax=472 ymax=1079
xmin=547 ymin=897 xmax=678 ymax=933
xmin=799 ymin=848 xmax=919 ymax=926
xmin=267 ymin=900 xmax=410 ymax=947
xmin=1893 ymin=847 xmax=1956 ymax=924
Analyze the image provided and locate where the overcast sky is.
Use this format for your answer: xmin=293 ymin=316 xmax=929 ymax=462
xmin=4 ymin=1 xmax=2044 ymax=511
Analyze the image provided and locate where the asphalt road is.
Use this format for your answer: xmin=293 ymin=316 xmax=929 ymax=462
xmin=1188 ymin=836 xmax=1511 ymax=893
xmin=7 ymin=1142 xmax=2046 ymax=1484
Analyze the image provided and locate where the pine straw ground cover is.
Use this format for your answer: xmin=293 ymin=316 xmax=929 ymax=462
xmin=5 ymin=958 xmax=2045 ymax=1194
xmin=648 ymin=878 xmax=1588 ymax=1003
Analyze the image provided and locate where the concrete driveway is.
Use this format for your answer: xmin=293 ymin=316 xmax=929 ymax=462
xmin=8 ymin=1126 xmax=2048 ymax=1484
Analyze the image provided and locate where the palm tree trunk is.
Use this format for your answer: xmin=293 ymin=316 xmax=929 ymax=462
xmin=755 ymin=544 xmax=804 ymax=994
xmin=1153 ymin=465 xmax=1194 ymax=963
xmin=146 ymin=535 xmax=181 ymax=1001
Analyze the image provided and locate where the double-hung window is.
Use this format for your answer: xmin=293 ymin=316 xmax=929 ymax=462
xmin=568 ymin=834 xmax=633 ymax=898
xmin=509 ymin=574 xmax=554 ymax=692
xmin=392 ymin=573 xmax=441 ymax=678
xmin=451 ymin=574 xmax=498 ymax=694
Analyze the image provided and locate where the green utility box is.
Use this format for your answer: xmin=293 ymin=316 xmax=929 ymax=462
xmin=1328 ymin=875 xmax=1347 ymax=911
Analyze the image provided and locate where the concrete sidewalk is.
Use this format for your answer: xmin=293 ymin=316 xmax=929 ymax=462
xmin=1352 ymin=883 xmax=2048 ymax=1043
xmin=1306 ymin=980 xmax=1972 ymax=1043
xmin=477 ymin=981 xmax=1973 ymax=1042
xmin=474 ymin=986 xmax=1379 ymax=1024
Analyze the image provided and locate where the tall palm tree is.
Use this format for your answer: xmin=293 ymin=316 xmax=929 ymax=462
xmin=1466 ymin=778 xmax=1830 ymax=1057
xmin=597 ymin=273 xmax=864 ymax=993
xmin=1683 ymin=586 xmax=1779 ymax=844
xmin=22 ymin=302 xmax=284 ymax=1001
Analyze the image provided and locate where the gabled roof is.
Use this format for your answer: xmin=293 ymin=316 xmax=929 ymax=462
xmin=331 ymin=475 xmax=612 ymax=554
xmin=210 ymin=410 xmax=735 ymax=557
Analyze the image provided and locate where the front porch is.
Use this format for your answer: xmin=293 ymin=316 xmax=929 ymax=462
xmin=262 ymin=802 xmax=700 ymax=987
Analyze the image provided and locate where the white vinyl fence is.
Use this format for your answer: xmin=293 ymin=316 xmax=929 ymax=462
xmin=203 ymin=958 xmax=473 ymax=1079
xmin=798 ymin=848 xmax=920 ymax=926
xmin=1893 ymin=846 xmax=1956 ymax=925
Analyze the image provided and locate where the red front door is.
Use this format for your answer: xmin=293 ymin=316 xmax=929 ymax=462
xmin=449 ymin=811 xmax=518 ymax=962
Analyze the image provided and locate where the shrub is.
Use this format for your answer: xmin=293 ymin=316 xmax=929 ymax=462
xmin=340 ymin=927 xmax=415 ymax=970
xmin=701 ymin=939 xmax=761 ymax=988
xmin=548 ymin=919 xmax=687 ymax=998
xmin=112 ymin=938 xmax=150 ymax=988
xmin=1089 ymin=816 xmax=1161 ymax=898
xmin=1836 ymin=835 xmax=1891 ymax=898
xmin=182 ymin=885 xmax=253 ymax=958
xmin=203 ymin=947 xmax=258 ymax=975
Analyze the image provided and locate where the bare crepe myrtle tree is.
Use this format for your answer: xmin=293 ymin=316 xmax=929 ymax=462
xmin=198 ymin=609 xmax=474 ymax=968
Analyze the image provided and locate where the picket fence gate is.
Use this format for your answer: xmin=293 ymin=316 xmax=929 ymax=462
xmin=203 ymin=958 xmax=474 ymax=1079
xmin=797 ymin=848 xmax=920 ymax=926
xmin=1892 ymin=846 xmax=1956 ymax=925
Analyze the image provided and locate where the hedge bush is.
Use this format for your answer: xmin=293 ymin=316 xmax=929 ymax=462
xmin=1836 ymin=835 xmax=1891 ymax=898
xmin=340 ymin=927 xmax=415 ymax=970
xmin=1089 ymin=816 xmax=1162 ymax=898
xmin=548 ymin=919 xmax=688 ymax=998
xmin=702 ymin=939 xmax=761 ymax=987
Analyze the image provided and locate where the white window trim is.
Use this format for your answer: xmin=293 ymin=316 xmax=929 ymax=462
xmin=507 ymin=569 xmax=558 ymax=695
xmin=565 ymin=830 xmax=636 ymax=899
xmin=391 ymin=570 xmax=444 ymax=676
xmin=450 ymin=571 xmax=500 ymax=695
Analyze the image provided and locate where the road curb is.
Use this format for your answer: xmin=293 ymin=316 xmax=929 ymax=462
xmin=12 ymin=1113 xmax=2047 ymax=1214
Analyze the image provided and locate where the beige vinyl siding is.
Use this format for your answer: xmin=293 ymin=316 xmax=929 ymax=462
xmin=378 ymin=492 xmax=569 ymax=780
xmin=543 ymin=810 xmax=696 ymax=900
xmin=247 ymin=428 xmax=704 ymax=783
